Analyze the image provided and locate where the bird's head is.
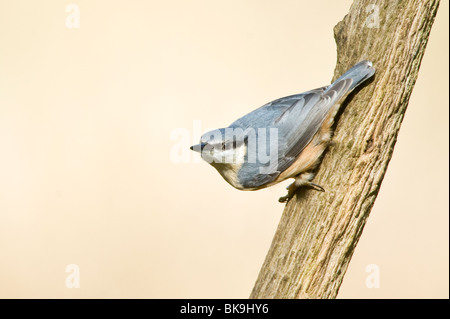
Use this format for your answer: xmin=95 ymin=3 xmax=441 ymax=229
xmin=190 ymin=128 xmax=247 ymax=167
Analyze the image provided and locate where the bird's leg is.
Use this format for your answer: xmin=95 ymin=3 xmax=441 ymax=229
xmin=278 ymin=173 xmax=325 ymax=203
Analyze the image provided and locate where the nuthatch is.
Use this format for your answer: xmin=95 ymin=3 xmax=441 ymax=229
xmin=190 ymin=61 xmax=375 ymax=203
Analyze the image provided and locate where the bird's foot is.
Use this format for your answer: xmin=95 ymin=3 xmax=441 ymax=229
xmin=278 ymin=194 xmax=291 ymax=203
xmin=278 ymin=180 xmax=325 ymax=203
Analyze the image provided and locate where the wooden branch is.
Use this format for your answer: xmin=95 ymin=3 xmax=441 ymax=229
xmin=250 ymin=0 xmax=440 ymax=299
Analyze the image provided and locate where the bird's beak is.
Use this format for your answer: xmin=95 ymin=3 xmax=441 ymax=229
xmin=190 ymin=143 xmax=206 ymax=152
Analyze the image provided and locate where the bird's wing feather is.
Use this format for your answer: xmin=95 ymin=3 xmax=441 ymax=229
xmin=229 ymin=86 xmax=329 ymax=130
xmin=275 ymin=79 xmax=353 ymax=173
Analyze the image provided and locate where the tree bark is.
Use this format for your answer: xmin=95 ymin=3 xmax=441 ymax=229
xmin=250 ymin=0 xmax=440 ymax=299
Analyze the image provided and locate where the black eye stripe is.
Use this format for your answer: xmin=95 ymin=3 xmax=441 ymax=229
xmin=218 ymin=139 xmax=242 ymax=150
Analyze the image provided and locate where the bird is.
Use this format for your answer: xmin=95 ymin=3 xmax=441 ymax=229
xmin=190 ymin=60 xmax=375 ymax=203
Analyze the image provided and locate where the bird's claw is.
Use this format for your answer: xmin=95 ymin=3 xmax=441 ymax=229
xmin=278 ymin=194 xmax=291 ymax=203
xmin=278 ymin=181 xmax=325 ymax=203
xmin=309 ymin=182 xmax=325 ymax=192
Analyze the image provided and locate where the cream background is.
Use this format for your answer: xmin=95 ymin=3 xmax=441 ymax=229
xmin=0 ymin=0 xmax=448 ymax=298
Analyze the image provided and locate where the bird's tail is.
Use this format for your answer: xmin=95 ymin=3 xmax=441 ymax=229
xmin=330 ymin=60 xmax=375 ymax=92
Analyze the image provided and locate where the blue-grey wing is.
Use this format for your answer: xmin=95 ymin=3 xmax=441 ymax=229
xmin=275 ymin=78 xmax=353 ymax=172
xmin=275 ymin=59 xmax=376 ymax=173
xmin=229 ymin=86 xmax=329 ymax=130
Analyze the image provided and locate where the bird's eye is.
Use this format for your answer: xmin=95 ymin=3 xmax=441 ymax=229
xmin=221 ymin=141 xmax=238 ymax=151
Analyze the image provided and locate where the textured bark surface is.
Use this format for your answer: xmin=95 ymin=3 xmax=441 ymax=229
xmin=250 ymin=0 xmax=440 ymax=299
